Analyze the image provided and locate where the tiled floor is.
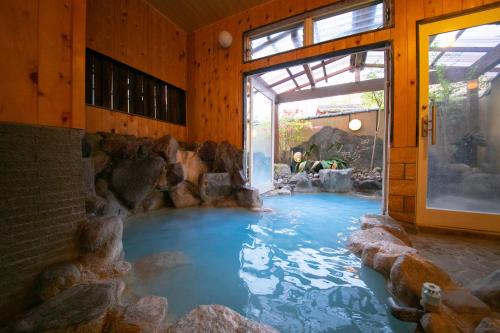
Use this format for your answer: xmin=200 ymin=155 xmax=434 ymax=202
xmin=408 ymin=230 xmax=500 ymax=287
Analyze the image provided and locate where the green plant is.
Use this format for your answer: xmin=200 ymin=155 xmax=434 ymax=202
xmin=295 ymin=143 xmax=350 ymax=173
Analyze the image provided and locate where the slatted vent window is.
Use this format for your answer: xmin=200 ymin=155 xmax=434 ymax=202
xmin=85 ymin=49 xmax=186 ymax=126
xmin=244 ymin=0 xmax=390 ymax=61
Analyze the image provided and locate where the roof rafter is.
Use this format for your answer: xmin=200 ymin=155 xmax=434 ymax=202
xmin=303 ymin=64 xmax=316 ymax=87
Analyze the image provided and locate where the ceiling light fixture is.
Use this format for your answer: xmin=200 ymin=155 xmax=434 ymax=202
xmin=218 ymin=30 xmax=233 ymax=48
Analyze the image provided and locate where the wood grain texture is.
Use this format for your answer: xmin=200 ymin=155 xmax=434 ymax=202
xmin=86 ymin=0 xmax=188 ymax=90
xmin=86 ymin=106 xmax=187 ymax=141
xmin=0 ymin=0 xmax=86 ymax=128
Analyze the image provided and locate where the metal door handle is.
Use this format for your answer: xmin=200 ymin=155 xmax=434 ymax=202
xmin=431 ymin=105 xmax=437 ymax=145
xmin=421 ymin=104 xmax=437 ymax=145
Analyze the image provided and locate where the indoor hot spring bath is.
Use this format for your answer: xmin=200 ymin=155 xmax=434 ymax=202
xmin=123 ymin=193 xmax=415 ymax=333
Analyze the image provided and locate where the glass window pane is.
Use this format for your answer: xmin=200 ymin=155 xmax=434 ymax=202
xmin=426 ymin=23 xmax=500 ymax=214
xmin=314 ymin=2 xmax=384 ymax=44
xmin=250 ymin=25 xmax=304 ymax=60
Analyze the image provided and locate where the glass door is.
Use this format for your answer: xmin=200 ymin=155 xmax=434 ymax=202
xmin=417 ymin=6 xmax=500 ymax=233
xmin=248 ymin=78 xmax=275 ymax=193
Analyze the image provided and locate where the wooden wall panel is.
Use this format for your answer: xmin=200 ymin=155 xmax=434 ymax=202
xmin=86 ymin=0 xmax=187 ymax=90
xmin=0 ymin=0 xmax=85 ymax=128
xmin=187 ymin=0 xmax=499 ymax=223
xmin=86 ymin=106 xmax=187 ymax=141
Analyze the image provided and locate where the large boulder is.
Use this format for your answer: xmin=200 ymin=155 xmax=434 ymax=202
xmin=85 ymin=195 xmax=108 ymax=217
xmin=360 ymin=215 xmax=412 ymax=246
xmin=289 ymin=172 xmax=315 ymax=193
xmin=39 ymin=262 xmax=81 ymax=301
xmin=420 ymin=305 xmax=470 ymax=333
xmin=475 ymin=317 xmax=500 ymax=333
xmin=198 ymin=140 xmax=218 ymax=169
xmin=199 ymin=173 xmax=232 ymax=204
xmin=109 ymin=296 xmax=167 ymax=333
xmin=361 ymin=242 xmax=417 ymax=277
xmin=165 ymin=304 xmax=279 ymax=333
xmin=353 ymin=178 xmax=382 ymax=193
xmin=83 ymin=133 xmax=103 ymax=154
xmin=92 ymin=150 xmax=111 ymax=175
xmin=168 ymin=181 xmax=201 ymax=208
xmin=389 ymin=254 xmax=457 ymax=307
xmin=177 ymin=151 xmax=208 ymax=187
xmin=319 ymin=168 xmax=353 ymax=193
xmin=274 ymin=163 xmax=291 ymax=179
xmin=153 ymin=135 xmax=179 ymax=163
xmin=132 ymin=251 xmax=190 ymax=280
xmin=80 ymin=216 xmax=123 ymax=265
xmin=347 ymin=227 xmax=406 ymax=255
xmin=13 ymin=281 xmax=123 ymax=333
xmin=236 ymin=186 xmax=262 ymax=209
xmin=165 ymin=163 xmax=185 ymax=188
xmin=136 ymin=137 xmax=155 ymax=159
xmin=213 ymin=141 xmax=243 ymax=174
xmin=140 ymin=191 xmax=166 ymax=212
xmin=468 ymin=269 xmax=500 ymax=312
xmin=111 ymin=157 xmax=166 ymax=209
xmin=101 ymin=134 xmax=139 ymax=159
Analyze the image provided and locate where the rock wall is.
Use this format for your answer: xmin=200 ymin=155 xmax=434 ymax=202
xmin=0 ymin=123 xmax=86 ymax=326
xmin=83 ymin=133 xmax=262 ymax=217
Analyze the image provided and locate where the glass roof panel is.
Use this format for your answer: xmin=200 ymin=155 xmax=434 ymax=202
xmin=260 ymin=69 xmax=289 ymax=86
xmin=435 ymin=52 xmax=486 ymax=67
xmin=250 ymin=25 xmax=304 ymax=60
xmin=273 ymin=80 xmax=299 ymax=94
xmin=454 ymin=24 xmax=500 ymax=47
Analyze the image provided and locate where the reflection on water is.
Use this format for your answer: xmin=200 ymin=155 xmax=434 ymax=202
xmin=123 ymin=194 xmax=415 ymax=332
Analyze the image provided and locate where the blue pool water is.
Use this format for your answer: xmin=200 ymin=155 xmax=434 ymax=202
xmin=123 ymin=193 xmax=415 ymax=333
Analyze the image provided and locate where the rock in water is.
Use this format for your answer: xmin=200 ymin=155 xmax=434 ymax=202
xmin=199 ymin=173 xmax=232 ymax=203
xmin=153 ymin=134 xmax=179 ymax=163
xmin=361 ymin=242 xmax=417 ymax=277
xmin=319 ymin=168 xmax=353 ymax=193
xmin=274 ymin=163 xmax=291 ymax=179
xmin=360 ymin=215 xmax=413 ymax=246
xmin=468 ymin=269 xmax=500 ymax=312
xmin=80 ymin=216 xmax=123 ymax=265
xmin=168 ymin=181 xmax=201 ymax=208
xmin=39 ymin=262 xmax=81 ymax=301
xmin=289 ymin=172 xmax=315 ymax=193
xmin=347 ymin=227 xmax=406 ymax=255
xmin=475 ymin=317 xmax=500 ymax=333
xmin=109 ymin=296 xmax=167 ymax=333
xmin=166 ymin=304 xmax=279 ymax=333
xmin=389 ymin=254 xmax=457 ymax=307
xmin=13 ymin=281 xmax=123 ymax=333
xmin=177 ymin=150 xmax=208 ymax=187
xmin=132 ymin=251 xmax=190 ymax=280
xmin=111 ymin=157 xmax=166 ymax=209
xmin=237 ymin=186 xmax=262 ymax=209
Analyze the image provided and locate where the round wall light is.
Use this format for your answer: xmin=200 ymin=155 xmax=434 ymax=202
xmin=349 ymin=118 xmax=362 ymax=131
xmin=218 ymin=30 xmax=233 ymax=48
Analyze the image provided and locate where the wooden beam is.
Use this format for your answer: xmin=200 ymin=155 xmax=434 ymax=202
xmin=321 ymin=60 xmax=328 ymax=83
xmin=286 ymin=68 xmax=300 ymax=89
xmin=251 ymin=76 xmax=276 ymax=99
xmin=277 ymin=78 xmax=385 ymax=103
xmin=285 ymin=66 xmax=352 ymax=92
xmin=303 ymin=64 xmax=315 ymax=87
xmin=469 ymin=43 xmax=500 ymax=77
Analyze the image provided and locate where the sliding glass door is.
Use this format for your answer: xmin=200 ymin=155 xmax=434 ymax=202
xmin=247 ymin=79 xmax=276 ymax=193
xmin=417 ymin=6 xmax=500 ymax=233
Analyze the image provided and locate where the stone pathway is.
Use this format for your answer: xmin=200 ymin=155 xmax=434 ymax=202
xmin=408 ymin=230 xmax=500 ymax=287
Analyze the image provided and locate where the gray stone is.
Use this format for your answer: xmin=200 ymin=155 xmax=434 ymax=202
xmin=140 ymin=191 xmax=166 ymax=212
xmin=361 ymin=242 xmax=417 ymax=277
xmin=468 ymin=269 xmax=500 ymax=312
xmin=153 ymin=134 xmax=179 ymax=163
xmin=177 ymin=150 xmax=208 ymax=187
xmin=475 ymin=317 xmax=500 ymax=333
xmin=237 ymin=186 xmax=262 ymax=209
xmin=354 ymin=179 xmax=382 ymax=193
xmin=319 ymin=168 xmax=353 ymax=193
xmin=274 ymin=163 xmax=291 ymax=179
xmin=198 ymin=140 xmax=218 ymax=168
xmin=101 ymin=134 xmax=139 ymax=159
xmin=109 ymin=296 xmax=167 ymax=333
xmin=13 ymin=281 xmax=123 ymax=333
xmin=39 ymin=262 xmax=81 ymax=301
xmin=91 ymin=150 xmax=111 ymax=175
xmin=85 ymin=195 xmax=108 ymax=217
xmin=111 ymin=157 xmax=166 ymax=209
xmin=165 ymin=163 xmax=185 ymax=188
xmin=165 ymin=304 xmax=279 ymax=333
xmin=200 ymin=173 xmax=232 ymax=203
xmin=213 ymin=141 xmax=243 ymax=174
xmin=347 ymin=227 xmax=406 ymax=255
xmin=360 ymin=215 xmax=412 ymax=246
xmin=101 ymin=190 xmax=130 ymax=219
xmin=389 ymin=254 xmax=457 ymax=308
xmin=289 ymin=172 xmax=315 ymax=193
xmin=80 ymin=216 xmax=123 ymax=265
xmin=83 ymin=133 xmax=103 ymax=154
xmin=136 ymin=137 xmax=155 ymax=159
xmin=132 ymin=251 xmax=189 ymax=280
xmin=169 ymin=181 xmax=201 ymax=208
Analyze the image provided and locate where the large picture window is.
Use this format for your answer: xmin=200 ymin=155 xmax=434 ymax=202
xmin=85 ymin=49 xmax=186 ymax=126
xmin=244 ymin=0 xmax=390 ymax=61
